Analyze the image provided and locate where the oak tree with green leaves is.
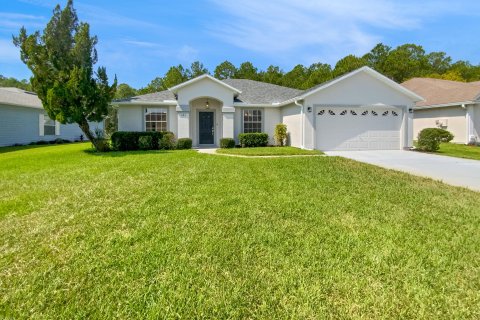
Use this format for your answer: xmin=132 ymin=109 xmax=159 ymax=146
xmin=13 ymin=0 xmax=116 ymax=149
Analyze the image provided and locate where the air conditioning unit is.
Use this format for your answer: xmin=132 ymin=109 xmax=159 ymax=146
xmin=435 ymin=119 xmax=448 ymax=128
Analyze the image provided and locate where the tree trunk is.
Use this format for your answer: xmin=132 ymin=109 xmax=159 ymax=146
xmin=77 ymin=119 xmax=98 ymax=149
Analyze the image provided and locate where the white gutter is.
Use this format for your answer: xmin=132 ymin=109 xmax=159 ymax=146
xmin=413 ymin=101 xmax=476 ymax=110
xmin=295 ymin=100 xmax=305 ymax=149
xmin=113 ymin=101 xmax=176 ymax=106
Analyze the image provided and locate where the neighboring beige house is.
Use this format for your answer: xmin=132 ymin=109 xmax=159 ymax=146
xmin=402 ymin=78 xmax=480 ymax=144
xmin=114 ymin=67 xmax=422 ymax=151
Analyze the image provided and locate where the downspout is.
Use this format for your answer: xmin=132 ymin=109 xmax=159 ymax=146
xmin=295 ymin=100 xmax=304 ymax=149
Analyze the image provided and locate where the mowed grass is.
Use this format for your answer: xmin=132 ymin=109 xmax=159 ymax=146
xmin=0 ymin=143 xmax=479 ymax=319
xmin=216 ymin=146 xmax=322 ymax=156
xmin=437 ymin=142 xmax=480 ymax=160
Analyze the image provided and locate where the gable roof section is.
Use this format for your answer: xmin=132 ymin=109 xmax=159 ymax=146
xmin=0 ymin=87 xmax=43 ymax=109
xmin=293 ymin=66 xmax=423 ymax=103
xmin=402 ymin=77 xmax=480 ymax=107
xmin=222 ymin=79 xmax=302 ymax=104
xmin=169 ymin=74 xmax=242 ymax=94
xmin=114 ymin=67 xmax=423 ymax=107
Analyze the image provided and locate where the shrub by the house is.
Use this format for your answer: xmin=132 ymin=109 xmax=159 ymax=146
xmin=274 ymin=123 xmax=287 ymax=146
xmin=417 ymin=128 xmax=454 ymax=152
xmin=238 ymin=133 xmax=269 ymax=147
xmin=111 ymin=131 xmax=170 ymax=151
xmin=138 ymin=136 xmax=153 ymax=150
xmin=220 ymin=138 xmax=235 ymax=148
xmin=177 ymin=138 xmax=192 ymax=150
xmin=159 ymin=132 xmax=176 ymax=150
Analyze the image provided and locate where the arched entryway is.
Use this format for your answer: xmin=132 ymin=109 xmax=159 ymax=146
xmin=189 ymin=97 xmax=223 ymax=147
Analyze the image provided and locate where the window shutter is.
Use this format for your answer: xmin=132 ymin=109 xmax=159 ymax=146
xmin=55 ymin=121 xmax=60 ymax=135
xmin=39 ymin=114 xmax=44 ymax=136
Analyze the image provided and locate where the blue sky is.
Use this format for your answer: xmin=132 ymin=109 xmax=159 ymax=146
xmin=1 ymin=0 xmax=479 ymax=88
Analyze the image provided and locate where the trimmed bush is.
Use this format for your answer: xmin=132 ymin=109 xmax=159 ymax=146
xmin=159 ymin=132 xmax=176 ymax=150
xmin=138 ymin=136 xmax=153 ymax=150
xmin=111 ymin=131 xmax=171 ymax=151
xmin=220 ymin=138 xmax=235 ymax=148
xmin=177 ymin=138 xmax=192 ymax=150
xmin=417 ymin=128 xmax=454 ymax=152
xmin=238 ymin=133 xmax=269 ymax=147
xmin=274 ymin=123 xmax=287 ymax=146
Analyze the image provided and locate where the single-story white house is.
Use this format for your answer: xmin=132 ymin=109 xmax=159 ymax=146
xmin=114 ymin=66 xmax=422 ymax=151
xmin=0 ymin=87 xmax=102 ymax=147
xmin=402 ymin=78 xmax=480 ymax=144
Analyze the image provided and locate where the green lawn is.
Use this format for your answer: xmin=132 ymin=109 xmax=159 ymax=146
xmin=216 ymin=146 xmax=322 ymax=156
xmin=1 ymin=143 xmax=479 ymax=319
xmin=436 ymin=142 xmax=480 ymax=160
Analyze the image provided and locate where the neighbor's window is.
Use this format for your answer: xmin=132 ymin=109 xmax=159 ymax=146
xmin=44 ymin=115 xmax=56 ymax=136
xmin=145 ymin=108 xmax=167 ymax=132
xmin=243 ymin=109 xmax=262 ymax=133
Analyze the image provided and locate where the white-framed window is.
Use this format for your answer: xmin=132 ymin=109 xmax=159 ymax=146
xmin=145 ymin=108 xmax=167 ymax=132
xmin=43 ymin=115 xmax=56 ymax=136
xmin=243 ymin=109 xmax=262 ymax=133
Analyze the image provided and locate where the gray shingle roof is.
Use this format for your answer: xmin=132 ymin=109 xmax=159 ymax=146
xmin=116 ymin=79 xmax=303 ymax=105
xmin=115 ymin=90 xmax=175 ymax=103
xmin=221 ymin=79 xmax=302 ymax=104
xmin=0 ymin=87 xmax=43 ymax=109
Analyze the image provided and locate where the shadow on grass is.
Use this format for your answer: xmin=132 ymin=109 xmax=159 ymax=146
xmin=82 ymin=149 xmax=186 ymax=157
xmin=0 ymin=142 xmax=87 ymax=154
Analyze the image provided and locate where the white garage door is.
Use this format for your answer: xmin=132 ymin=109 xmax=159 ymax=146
xmin=315 ymin=106 xmax=403 ymax=151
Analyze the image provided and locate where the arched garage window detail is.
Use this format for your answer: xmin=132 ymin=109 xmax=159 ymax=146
xmin=361 ymin=110 xmax=368 ymax=116
xmin=340 ymin=110 xmax=347 ymax=115
xmin=350 ymin=110 xmax=357 ymax=115
xmin=328 ymin=110 xmax=335 ymax=115
xmin=392 ymin=111 xmax=399 ymax=116
xmin=318 ymin=110 xmax=325 ymax=116
xmin=382 ymin=111 xmax=389 ymax=116
xmin=372 ymin=111 xmax=378 ymax=116
xmin=145 ymin=108 xmax=167 ymax=132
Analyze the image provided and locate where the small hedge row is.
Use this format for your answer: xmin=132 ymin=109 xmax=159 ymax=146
xmin=111 ymin=131 xmax=192 ymax=151
xmin=238 ymin=133 xmax=269 ymax=147
xmin=220 ymin=138 xmax=235 ymax=148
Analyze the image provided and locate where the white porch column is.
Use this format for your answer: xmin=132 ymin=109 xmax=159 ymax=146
xmin=466 ymin=105 xmax=474 ymax=144
xmin=407 ymin=105 xmax=414 ymax=148
xmin=176 ymin=104 xmax=190 ymax=139
xmin=222 ymin=106 xmax=235 ymax=139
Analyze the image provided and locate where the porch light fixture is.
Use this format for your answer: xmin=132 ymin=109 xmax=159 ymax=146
xmin=205 ymin=99 xmax=210 ymax=109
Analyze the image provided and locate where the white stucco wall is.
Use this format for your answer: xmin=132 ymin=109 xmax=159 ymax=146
xmin=413 ymin=106 xmax=467 ymax=143
xmin=303 ymin=72 xmax=415 ymax=149
xmin=264 ymin=108 xmax=282 ymax=145
xmin=281 ymin=103 xmax=302 ymax=147
xmin=118 ymin=105 xmax=144 ymax=131
xmin=177 ymin=78 xmax=234 ymax=108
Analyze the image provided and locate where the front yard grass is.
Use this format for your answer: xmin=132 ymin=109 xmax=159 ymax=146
xmin=216 ymin=146 xmax=322 ymax=156
xmin=436 ymin=142 xmax=480 ymax=160
xmin=0 ymin=143 xmax=479 ymax=318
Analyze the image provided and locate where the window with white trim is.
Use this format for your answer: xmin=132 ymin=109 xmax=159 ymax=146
xmin=145 ymin=108 xmax=167 ymax=132
xmin=44 ymin=115 xmax=56 ymax=136
xmin=243 ymin=109 xmax=262 ymax=133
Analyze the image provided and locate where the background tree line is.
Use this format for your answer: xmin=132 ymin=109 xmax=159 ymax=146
xmin=4 ymin=43 xmax=480 ymax=100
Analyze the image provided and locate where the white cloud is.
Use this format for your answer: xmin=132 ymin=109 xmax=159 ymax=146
xmin=207 ymin=0 xmax=479 ymax=60
xmin=0 ymin=12 xmax=45 ymax=30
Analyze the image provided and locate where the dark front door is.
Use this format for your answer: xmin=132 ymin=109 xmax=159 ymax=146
xmin=199 ymin=112 xmax=214 ymax=145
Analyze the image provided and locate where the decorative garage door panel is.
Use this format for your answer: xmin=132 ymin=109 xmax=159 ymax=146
xmin=315 ymin=107 xmax=402 ymax=151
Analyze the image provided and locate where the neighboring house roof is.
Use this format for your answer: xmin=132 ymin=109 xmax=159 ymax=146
xmin=114 ymin=66 xmax=422 ymax=106
xmin=222 ymin=79 xmax=302 ymax=104
xmin=0 ymin=87 xmax=43 ymax=109
xmin=402 ymin=78 xmax=480 ymax=108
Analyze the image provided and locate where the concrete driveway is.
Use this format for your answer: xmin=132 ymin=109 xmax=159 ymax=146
xmin=325 ymin=150 xmax=480 ymax=192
